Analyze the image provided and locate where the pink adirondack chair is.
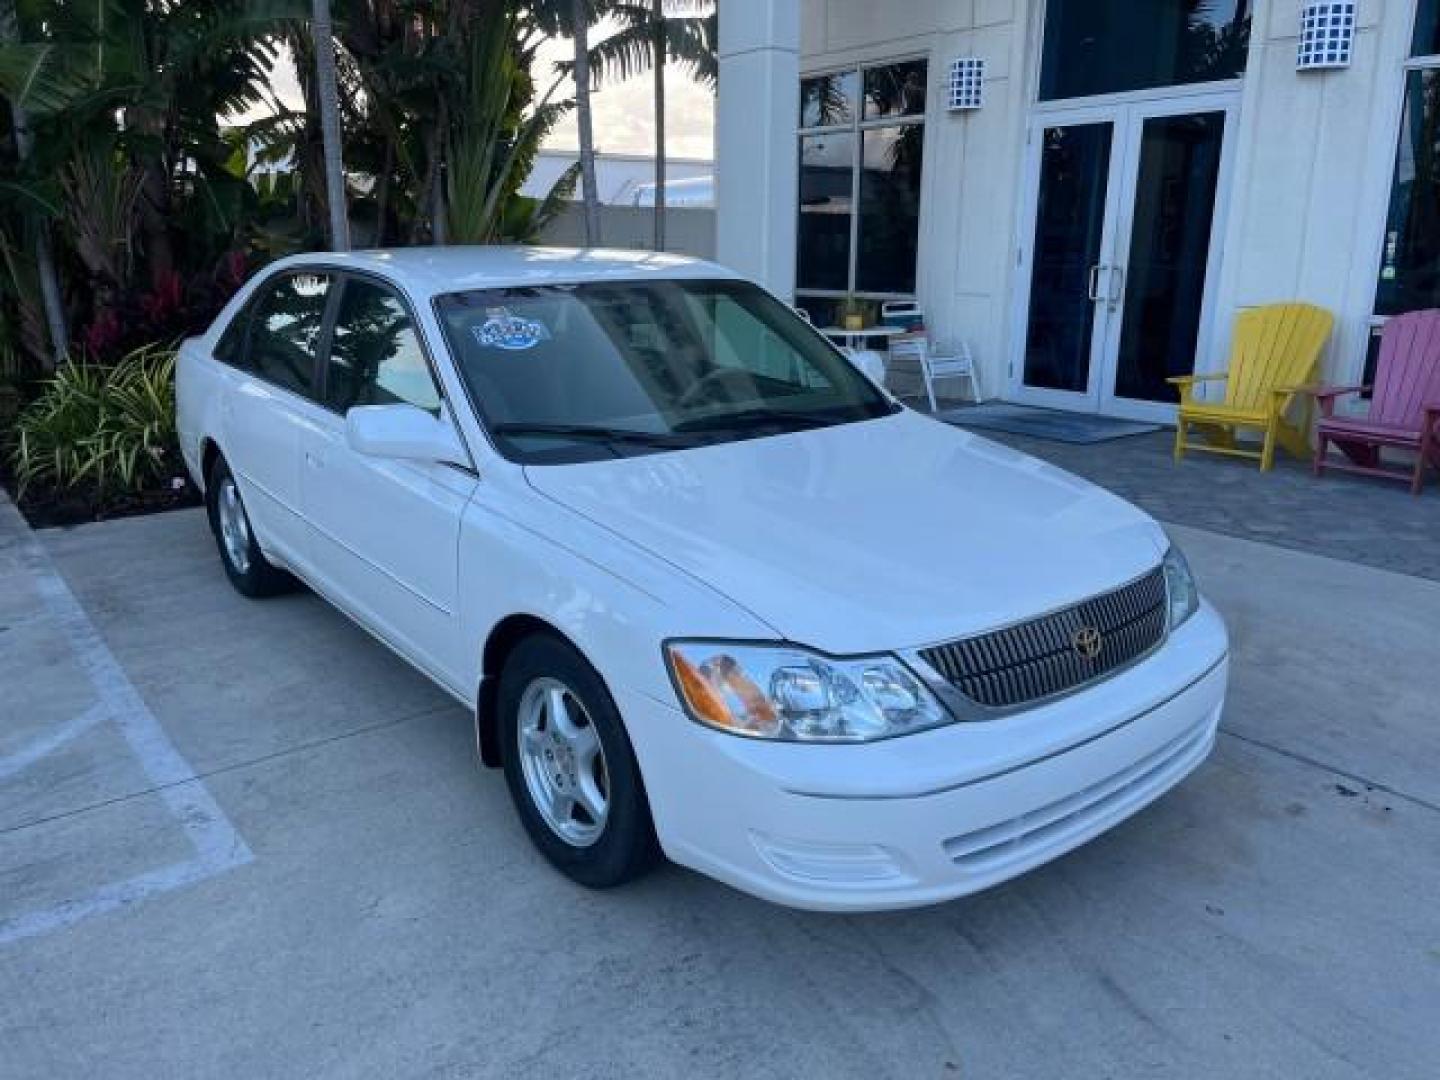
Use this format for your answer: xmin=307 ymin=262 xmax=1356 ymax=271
xmin=1313 ymin=309 xmax=1440 ymax=495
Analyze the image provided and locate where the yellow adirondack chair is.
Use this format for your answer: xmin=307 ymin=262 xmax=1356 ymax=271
xmin=1169 ymin=302 xmax=1334 ymax=471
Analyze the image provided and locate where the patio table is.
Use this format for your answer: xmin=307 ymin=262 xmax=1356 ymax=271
xmin=817 ymin=325 xmax=908 ymax=351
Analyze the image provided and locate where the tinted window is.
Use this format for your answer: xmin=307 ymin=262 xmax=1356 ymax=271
xmin=435 ymin=280 xmax=894 ymax=465
xmin=797 ymin=132 xmax=855 ymax=291
xmin=1039 ymin=0 xmax=1250 ymax=101
xmin=855 ymin=125 xmax=924 ymax=293
xmin=249 ymin=272 xmax=331 ymax=397
xmin=325 ymin=279 xmax=440 ymax=413
xmin=800 ymin=71 xmax=857 ymax=128
xmin=864 ymin=61 xmax=927 ymax=120
xmin=1377 ymin=68 xmax=1440 ymax=315
xmin=214 ymin=301 xmax=253 ymax=368
xmin=1417 ymin=0 xmax=1440 ymax=56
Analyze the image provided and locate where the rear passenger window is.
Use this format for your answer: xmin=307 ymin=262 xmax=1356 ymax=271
xmin=324 ymin=279 xmax=440 ymax=414
xmin=213 ymin=301 xmax=253 ymax=369
xmin=249 ymin=272 xmax=332 ymax=398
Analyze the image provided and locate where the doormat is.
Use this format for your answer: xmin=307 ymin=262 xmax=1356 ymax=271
xmin=937 ymin=403 xmax=1162 ymax=444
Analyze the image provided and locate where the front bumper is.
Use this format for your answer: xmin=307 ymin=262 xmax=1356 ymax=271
xmin=623 ymin=601 xmax=1229 ymax=912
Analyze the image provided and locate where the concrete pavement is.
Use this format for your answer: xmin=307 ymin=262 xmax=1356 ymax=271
xmin=1 ymin=499 xmax=1437 ymax=1078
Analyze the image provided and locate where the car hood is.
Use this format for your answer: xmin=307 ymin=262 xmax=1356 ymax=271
xmin=523 ymin=411 xmax=1170 ymax=654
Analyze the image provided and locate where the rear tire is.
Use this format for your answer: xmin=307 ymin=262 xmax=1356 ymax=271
xmin=205 ymin=455 xmax=294 ymax=598
xmin=498 ymin=634 xmax=660 ymax=888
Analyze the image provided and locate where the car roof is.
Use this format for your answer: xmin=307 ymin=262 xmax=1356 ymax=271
xmin=269 ymin=245 xmax=742 ymax=298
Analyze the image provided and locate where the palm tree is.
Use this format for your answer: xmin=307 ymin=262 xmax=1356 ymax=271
xmin=571 ymin=0 xmax=602 ymax=246
xmin=591 ymin=2 xmax=714 ymax=251
xmin=525 ymin=0 xmax=605 ymax=245
xmin=312 ymin=0 xmax=350 ymax=250
xmin=0 ymin=0 xmax=64 ymax=366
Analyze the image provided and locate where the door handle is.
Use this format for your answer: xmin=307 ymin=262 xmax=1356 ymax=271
xmin=1087 ymin=264 xmax=1104 ymax=302
xmin=1108 ymin=265 xmax=1125 ymax=309
xmin=305 ymin=449 xmax=325 ymax=470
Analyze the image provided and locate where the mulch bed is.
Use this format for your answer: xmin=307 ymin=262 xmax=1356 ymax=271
xmin=0 ymin=467 xmax=202 ymax=530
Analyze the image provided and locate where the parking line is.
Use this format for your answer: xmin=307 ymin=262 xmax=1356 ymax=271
xmin=0 ymin=507 xmax=253 ymax=947
xmin=0 ymin=701 xmax=107 ymax=783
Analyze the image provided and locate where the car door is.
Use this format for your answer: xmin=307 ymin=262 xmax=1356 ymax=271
xmin=300 ymin=273 xmax=477 ymax=693
xmin=220 ymin=270 xmax=334 ymax=571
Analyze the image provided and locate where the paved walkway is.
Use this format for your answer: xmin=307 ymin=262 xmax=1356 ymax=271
xmin=975 ymin=428 xmax=1440 ymax=581
xmin=2 ymin=497 xmax=1438 ymax=1078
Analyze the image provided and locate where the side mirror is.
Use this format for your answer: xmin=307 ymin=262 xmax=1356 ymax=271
xmin=345 ymin=404 xmax=469 ymax=468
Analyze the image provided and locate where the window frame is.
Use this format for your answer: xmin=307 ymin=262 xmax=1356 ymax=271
xmin=1363 ymin=13 xmax=1440 ymax=386
xmin=796 ymin=55 xmax=930 ymax=309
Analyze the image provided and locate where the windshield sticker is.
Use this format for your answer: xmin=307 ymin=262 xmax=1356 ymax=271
xmin=473 ymin=314 xmax=548 ymax=351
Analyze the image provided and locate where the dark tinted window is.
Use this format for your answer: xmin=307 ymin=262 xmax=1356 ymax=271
xmin=1039 ymin=0 xmax=1250 ymax=101
xmin=855 ymin=125 xmax=924 ymax=293
xmin=1417 ymin=0 xmax=1440 ymax=56
xmin=249 ymin=272 xmax=331 ymax=398
xmin=800 ymin=71 xmax=857 ymax=128
xmin=325 ymin=279 xmax=440 ymax=413
xmin=864 ymin=61 xmax=927 ymax=120
xmin=797 ymin=132 xmax=854 ymax=291
xmin=1376 ymin=69 xmax=1440 ymax=314
xmin=214 ymin=301 xmax=253 ymax=368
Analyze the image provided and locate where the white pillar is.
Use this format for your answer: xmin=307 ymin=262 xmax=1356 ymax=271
xmin=715 ymin=0 xmax=800 ymax=299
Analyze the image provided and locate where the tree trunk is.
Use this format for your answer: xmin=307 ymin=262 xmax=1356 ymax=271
xmin=374 ymin=137 xmax=393 ymax=246
xmin=1 ymin=0 xmax=66 ymax=366
xmin=572 ymin=0 xmax=601 ymax=246
xmin=430 ymin=102 xmax=448 ymax=245
xmin=312 ymin=0 xmax=350 ymax=250
xmin=651 ymin=0 xmax=666 ymax=251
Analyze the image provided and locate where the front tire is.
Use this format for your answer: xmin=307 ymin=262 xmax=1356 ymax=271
xmin=205 ymin=456 xmax=293 ymax=598
xmin=498 ymin=635 xmax=660 ymax=888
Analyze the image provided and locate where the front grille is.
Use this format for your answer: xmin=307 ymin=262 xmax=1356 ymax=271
xmin=918 ymin=567 xmax=1167 ymax=709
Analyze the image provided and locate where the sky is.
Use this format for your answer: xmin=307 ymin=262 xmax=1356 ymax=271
xmin=257 ymin=26 xmax=714 ymax=162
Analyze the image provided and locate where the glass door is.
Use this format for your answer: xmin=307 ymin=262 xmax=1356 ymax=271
xmin=1104 ymin=100 xmax=1230 ymax=419
xmin=1014 ymin=112 xmax=1120 ymax=411
xmin=1013 ymin=94 xmax=1236 ymax=419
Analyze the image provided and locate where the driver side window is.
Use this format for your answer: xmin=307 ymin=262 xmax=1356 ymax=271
xmin=324 ymin=279 xmax=441 ymax=415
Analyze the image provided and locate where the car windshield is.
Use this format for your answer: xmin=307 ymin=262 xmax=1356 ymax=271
xmin=434 ymin=278 xmax=897 ymax=464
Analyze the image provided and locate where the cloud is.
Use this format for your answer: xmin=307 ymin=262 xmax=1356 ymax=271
xmin=243 ymin=29 xmax=715 ymax=163
xmin=534 ymin=26 xmax=714 ymax=161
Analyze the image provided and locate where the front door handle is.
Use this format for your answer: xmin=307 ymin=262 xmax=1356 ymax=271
xmin=1087 ymin=264 xmax=1103 ymax=302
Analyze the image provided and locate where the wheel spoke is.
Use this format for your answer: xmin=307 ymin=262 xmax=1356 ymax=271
xmin=546 ymin=687 xmax=576 ymax=738
xmin=574 ymin=773 xmax=607 ymax=824
xmin=568 ymin=718 xmax=600 ymax=764
xmin=549 ymin=787 xmax=575 ymax=824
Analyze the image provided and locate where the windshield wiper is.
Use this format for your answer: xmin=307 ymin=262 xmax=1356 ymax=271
xmin=490 ymin=422 xmax=698 ymax=447
xmin=671 ymin=407 xmax=842 ymax=434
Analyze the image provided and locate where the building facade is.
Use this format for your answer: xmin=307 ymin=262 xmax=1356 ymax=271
xmin=717 ymin=0 xmax=1440 ymax=421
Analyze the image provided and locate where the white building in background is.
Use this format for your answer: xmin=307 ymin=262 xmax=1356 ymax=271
xmin=522 ymin=150 xmax=713 ymax=207
xmin=718 ymin=0 xmax=1440 ymax=421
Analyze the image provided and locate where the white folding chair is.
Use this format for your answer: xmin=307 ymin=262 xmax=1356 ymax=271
xmin=888 ymin=336 xmax=983 ymax=410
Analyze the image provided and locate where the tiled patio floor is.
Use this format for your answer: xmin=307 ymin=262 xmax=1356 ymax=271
xmin=962 ymin=425 xmax=1440 ymax=581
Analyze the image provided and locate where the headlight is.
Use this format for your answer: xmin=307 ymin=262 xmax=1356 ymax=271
xmin=1163 ymin=544 xmax=1199 ymax=629
xmin=664 ymin=641 xmax=953 ymax=742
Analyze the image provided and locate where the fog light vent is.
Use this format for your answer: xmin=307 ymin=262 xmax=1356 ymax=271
xmin=750 ymin=833 xmax=908 ymax=886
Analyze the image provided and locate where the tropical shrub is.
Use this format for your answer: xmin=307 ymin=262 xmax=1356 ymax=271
xmin=10 ymin=345 xmax=179 ymax=502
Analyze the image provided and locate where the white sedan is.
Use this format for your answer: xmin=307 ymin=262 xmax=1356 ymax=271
xmin=176 ymin=247 xmax=1228 ymax=911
